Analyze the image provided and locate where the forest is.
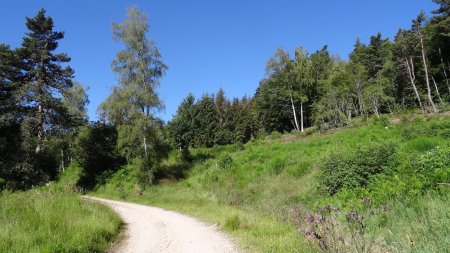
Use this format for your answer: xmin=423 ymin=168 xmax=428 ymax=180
xmin=1 ymin=1 xmax=450 ymax=252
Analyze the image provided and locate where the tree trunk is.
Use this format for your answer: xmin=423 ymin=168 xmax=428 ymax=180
xmin=290 ymin=90 xmax=300 ymax=131
xmin=404 ymin=57 xmax=424 ymax=113
xmin=373 ymin=98 xmax=380 ymax=118
xmin=439 ymin=48 xmax=450 ymax=95
xmin=300 ymin=101 xmax=304 ymax=133
xmin=143 ymin=135 xmax=148 ymax=157
xmin=36 ymin=102 xmax=44 ymax=154
xmin=355 ymin=80 xmax=364 ymax=115
xmin=60 ymin=148 xmax=65 ymax=172
xmin=418 ymin=30 xmax=438 ymax=113
xmin=432 ymin=76 xmax=443 ymax=103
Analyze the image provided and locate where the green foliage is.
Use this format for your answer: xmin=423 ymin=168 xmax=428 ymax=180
xmin=269 ymin=130 xmax=282 ymax=140
xmin=168 ymin=90 xmax=254 ymax=150
xmin=74 ymin=122 xmax=124 ymax=188
xmin=98 ymin=7 xmax=168 ymax=186
xmin=318 ymin=141 xmax=398 ymax=195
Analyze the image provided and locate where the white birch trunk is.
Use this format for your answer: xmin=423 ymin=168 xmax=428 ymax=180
xmin=300 ymin=101 xmax=304 ymax=133
xmin=432 ymin=76 xmax=443 ymax=103
xmin=290 ymin=90 xmax=300 ymax=131
xmin=405 ymin=57 xmax=424 ymax=113
xmin=418 ymin=30 xmax=438 ymax=113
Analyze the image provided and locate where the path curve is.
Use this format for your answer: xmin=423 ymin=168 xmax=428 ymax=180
xmin=83 ymin=196 xmax=239 ymax=253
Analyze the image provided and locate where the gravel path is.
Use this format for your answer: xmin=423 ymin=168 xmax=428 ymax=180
xmin=84 ymin=196 xmax=239 ymax=253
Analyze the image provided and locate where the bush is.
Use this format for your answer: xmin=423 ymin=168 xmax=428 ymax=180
xmin=268 ymin=131 xmax=282 ymax=140
xmin=414 ymin=147 xmax=450 ymax=190
xmin=319 ymin=141 xmax=398 ymax=195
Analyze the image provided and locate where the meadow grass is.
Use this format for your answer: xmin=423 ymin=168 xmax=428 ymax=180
xmin=0 ymin=164 xmax=121 ymax=253
xmin=95 ymin=114 xmax=450 ymax=252
xmin=95 ymin=180 xmax=315 ymax=253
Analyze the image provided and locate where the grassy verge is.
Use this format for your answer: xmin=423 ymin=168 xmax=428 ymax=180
xmin=0 ymin=164 xmax=121 ymax=253
xmin=94 ymin=181 xmax=314 ymax=252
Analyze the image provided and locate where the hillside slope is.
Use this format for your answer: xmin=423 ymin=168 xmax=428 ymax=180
xmin=95 ymin=114 xmax=450 ymax=252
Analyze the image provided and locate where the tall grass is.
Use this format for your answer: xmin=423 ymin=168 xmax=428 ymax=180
xmin=0 ymin=164 xmax=121 ymax=253
xmin=95 ymin=114 xmax=450 ymax=252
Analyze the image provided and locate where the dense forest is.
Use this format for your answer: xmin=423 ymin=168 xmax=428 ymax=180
xmin=1 ymin=0 xmax=449 ymax=190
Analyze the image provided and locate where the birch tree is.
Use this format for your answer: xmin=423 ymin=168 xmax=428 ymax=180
xmin=99 ymin=6 xmax=167 ymax=184
xmin=395 ymin=29 xmax=425 ymax=113
xmin=413 ymin=12 xmax=438 ymax=113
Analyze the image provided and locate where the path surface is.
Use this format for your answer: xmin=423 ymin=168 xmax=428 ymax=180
xmin=84 ymin=196 xmax=239 ymax=253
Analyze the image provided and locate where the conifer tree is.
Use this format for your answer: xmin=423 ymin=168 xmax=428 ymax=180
xmin=18 ymin=9 xmax=74 ymax=154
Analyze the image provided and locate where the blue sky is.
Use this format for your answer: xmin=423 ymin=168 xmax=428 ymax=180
xmin=0 ymin=0 xmax=437 ymax=122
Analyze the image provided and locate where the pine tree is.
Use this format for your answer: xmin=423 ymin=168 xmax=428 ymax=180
xmin=18 ymin=9 xmax=74 ymax=154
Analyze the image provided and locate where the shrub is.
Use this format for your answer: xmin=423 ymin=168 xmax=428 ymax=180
xmin=319 ymin=141 xmax=397 ymax=195
xmin=268 ymin=131 xmax=282 ymax=140
xmin=414 ymin=147 xmax=450 ymax=190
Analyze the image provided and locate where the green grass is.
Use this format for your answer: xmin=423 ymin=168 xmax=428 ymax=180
xmin=95 ymin=179 xmax=313 ymax=252
xmin=95 ymin=114 xmax=450 ymax=252
xmin=0 ymin=164 xmax=121 ymax=253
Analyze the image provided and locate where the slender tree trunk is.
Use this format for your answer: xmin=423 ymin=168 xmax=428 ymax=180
xmin=432 ymin=76 xmax=443 ymax=103
xmin=60 ymin=149 xmax=65 ymax=172
xmin=355 ymin=80 xmax=364 ymax=115
xmin=36 ymin=102 xmax=44 ymax=154
xmin=289 ymin=90 xmax=300 ymax=131
xmin=439 ymin=48 xmax=450 ymax=95
xmin=373 ymin=98 xmax=380 ymax=118
xmin=143 ymin=136 xmax=148 ymax=157
xmin=418 ymin=30 xmax=438 ymax=113
xmin=300 ymin=101 xmax=304 ymax=133
xmin=405 ymin=57 xmax=424 ymax=113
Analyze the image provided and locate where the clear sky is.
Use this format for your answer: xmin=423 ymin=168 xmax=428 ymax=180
xmin=0 ymin=0 xmax=437 ymax=122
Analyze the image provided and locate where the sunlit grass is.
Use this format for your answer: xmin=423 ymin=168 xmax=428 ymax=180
xmin=95 ymin=114 xmax=450 ymax=252
xmin=0 ymin=164 xmax=121 ymax=253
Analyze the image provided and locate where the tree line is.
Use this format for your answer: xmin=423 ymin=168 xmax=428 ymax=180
xmin=1 ymin=1 xmax=449 ymax=189
xmin=168 ymin=0 xmax=449 ymax=150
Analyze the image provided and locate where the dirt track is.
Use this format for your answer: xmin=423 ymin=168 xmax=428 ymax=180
xmin=84 ymin=196 xmax=239 ymax=253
